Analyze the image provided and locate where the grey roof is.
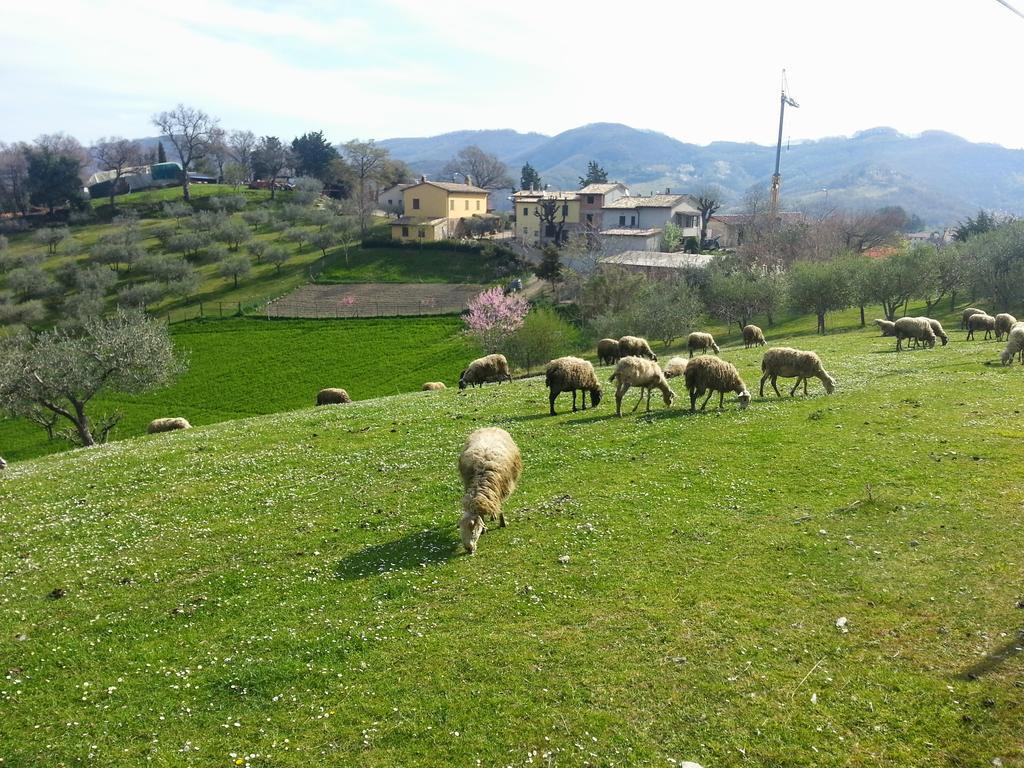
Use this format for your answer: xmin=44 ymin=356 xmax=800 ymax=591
xmin=599 ymin=228 xmax=662 ymax=237
xmin=603 ymin=194 xmax=698 ymax=212
xmin=579 ymin=182 xmax=627 ymax=195
xmin=409 ymin=180 xmax=489 ymax=194
xmin=512 ymin=190 xmax=578 ymax=201
xmin=599 ymin=251 xmax=716 ymax=269
xmin=392 ymin=216 xmax=448 ymax=226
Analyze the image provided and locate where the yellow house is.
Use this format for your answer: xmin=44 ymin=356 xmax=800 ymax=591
xmin=511 ymin=190 xmax=581 ymax=245
xmin=390 ymin=177 xmax=490 ymax=242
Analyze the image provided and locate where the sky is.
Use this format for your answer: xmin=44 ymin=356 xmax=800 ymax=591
xmin=3 ymin=0 xmax=1024 ymax=149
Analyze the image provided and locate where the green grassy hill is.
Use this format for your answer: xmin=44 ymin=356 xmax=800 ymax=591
xmin=2 ymin=320 xmax=1022 ymax=766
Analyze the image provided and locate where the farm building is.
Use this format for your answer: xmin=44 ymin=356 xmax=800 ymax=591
xmin=598 ymin=250 xmax=716 ymax=279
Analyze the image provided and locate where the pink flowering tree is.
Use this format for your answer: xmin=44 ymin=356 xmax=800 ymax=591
xmin=463 ymin=287 xmax=529 ymax=352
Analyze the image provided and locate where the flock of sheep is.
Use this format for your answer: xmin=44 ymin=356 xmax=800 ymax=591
xmin=873 ymin=308 xmax=1024 ymax=363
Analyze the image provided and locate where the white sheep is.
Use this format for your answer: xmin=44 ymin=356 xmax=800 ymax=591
xmin=966 ymin=313 xmax=996 ymax=341
xmin=316 ymin=388 xmax=352 ymax=405
xmin=961 ymin=307 xmax=985 ymax=330
xmin=458 ymin=427 xmax=523 ymax=555
xmin=617 ymin=335 xmax=657 ymax=361
xmin=994 ymin=313 xmax=1017 ymax=341
xmin=894 ymin=317 xmax=936 ymax=351
xmin=609 ymin=356 xmax=675 ymax=416
xmin=545 ymin=356 xmax=602 ymax=415
xmin=926 ymin=318 xmax=949 ymax=346
xmin=999 ymin=322 xmax=1024 ymax=365
xmin=742 ymin=324 xmax=766 ymax=348
xmin=684 ymin=355 xmax=751 ymax=411
xmin=0 ymin=456 xmax=7 ymax=470
xmin=662 ymin=356 xmax=688 ymax=379
xmin=422 ymin=382 xmax=447 ymax=391
xmin=687 ymin=331 xmax=720 ymax=357
xmin=874 ymin=319 xmax=896 ymax=337
xmin=597 ymin=338 xmax=621 ymax=365
xmin=459 ymin=354 xmax=513 ymax=389
xmin=147 ymin=417 xmax=192 ymax=434
xmin=759 ymin=347 xmax=836 ymax=397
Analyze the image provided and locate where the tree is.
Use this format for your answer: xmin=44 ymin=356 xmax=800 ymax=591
xmin=661 ymin=222 xmax=684 ymax=252
xmin=520 ymin=162 xmax=542 ymax=191
xmin=788 ymin=260 xmax=851 ymax=334
xmin=205 ymin=127 xmax=232 ymax=182
xmin=26 ymin=134 xmax=86 ymax=214
xmin=463 ymin=287 xmax=529 ymax=352
xmin=952 ymin=209 xmax=999 ymax=242
xmin=636 ymin=278 xmax=704 ymax=347
xmin=0 ymin=142 xmax=31 ymax=216
xmin=0 ymin=310 xmax=184 ymax=446
xmin=291 ymin=131 xmax=339 ymax=182
xmin=264 ymin=245 xmax=290 ymax=273
xmin=151 ymin=104 xmax=219 ymax=201
xmin=218 ymin=253 xmax=252 ymax=288
xmin=506 ymin=308 xmax=579 ymax=374
xmin=343 ymin=139 xmax=389 ymax=234
xmin=534 ymin=197 xmax=570 ymax=245
xmin=213 ymin=218 xmax=251 ymax=251
xmin=157 ymin=141 xmax=167 ymax=163
xmin=34 ymin=226 xmax=70 ymax=254
xmin=578 ymin=160 xmax=608 ymax=188
xmin=443 ymin=146 xmax=512 ymax=190
xmin=227 ymin=130 xmax=257 ymax=181
xmin=91 ymin=137 xmax=142 ymax=208
xmin=534 ymin=245 xmax=564 ymax=298
xmin=695 ymin=187 xmax=724 ymax=249
xmin=251 ymin=136 xmax=291 ymax=200
xmin=867 ymin=248 xmax=923 ymax=320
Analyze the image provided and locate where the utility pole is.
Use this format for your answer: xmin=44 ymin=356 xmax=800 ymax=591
xmin=770 ymin=69 xmax=799 ymax=216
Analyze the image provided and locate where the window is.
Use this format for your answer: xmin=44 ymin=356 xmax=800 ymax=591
xmin=630 ymin=215 xmax=636 ymax=226
xmin=586 ymin=195 xmax=594 ymax=204
xmin=464 ymin=199 xmax=469 ymax=210
xmin=523 ymin=207 xmax=529 ymax=216
xmin=586 ymin=213 xmax=593 ymax=224
xmin=402 ymin=226 xmax=409 ymax=237
xmin=412 ymin=198 xmax=420 ymax=210
xmin=619 ymin=215 xmax=626 ymax=226
xmin=418 ymin=227 xmax=426 ymax=238
xmin=450 ymin=199 xmax=454 ymax=211
xmin=476 ymin=200 xmax=481 ymax=210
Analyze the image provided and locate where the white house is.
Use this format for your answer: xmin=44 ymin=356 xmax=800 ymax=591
xmin=377 ymin=182 xmax=414 ymax=214
xmin=600 ymin=192 xmax=701 ymax=237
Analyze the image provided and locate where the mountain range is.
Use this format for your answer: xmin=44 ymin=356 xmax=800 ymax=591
xmin=379 ymin=123 xmax=1024 ymax=226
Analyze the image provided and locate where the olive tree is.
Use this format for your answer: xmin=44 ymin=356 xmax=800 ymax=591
xmin=788 ymin=259 xmax=851 ymax=334
xmin=0 ymin=310 xmax=185 ymax=446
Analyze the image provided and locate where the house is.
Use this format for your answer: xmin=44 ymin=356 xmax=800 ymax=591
xmin=511 ymin=189 xmax=582 ymax=246
xmin=599 ymin=228 xmax=664 ymax=255
xmin=377 ymin=182 xmax=414 ymax=214
xmin=390 ymin=176 xmax=490 ymax=242
xmin=707 ymin=214 xmax=748 ymax=248
xmin=578 ymin=182 xmax=628 ymax=231
xmin=600 ymin=192 xmax=701 ymax=237
xmin=598 ymin=250 xmax=716 ymax=279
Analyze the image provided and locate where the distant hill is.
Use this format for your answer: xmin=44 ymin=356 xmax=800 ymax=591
xmin=380 ymin=123 xmax=1024 ymax=226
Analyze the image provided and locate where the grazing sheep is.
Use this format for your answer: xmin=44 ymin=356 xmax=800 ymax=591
xmin=609 ymin=356 xmax=675 ymax=416
xmin=617 ymin=335 xmax=657 ymax=361
xmin=545 ymin=356 xmax=602 ymax=415
xmin=459 ymin=354 xmax=513 ymax=389
xmin=458 ymin=427 xmax=522 ymax=555
xmin=999 ymin=322 xmax=1024 ymax=365
xmin=759 ymin=347 xmax=836 ymax=397
xmin=685 ymin=355 xmax=751 ymax=411
xmin=966 ymin=312 xmax=996 ymax=341
xmin=961 ymin=307 xmax=985 ymax=330
xmin=687 ymin=331 xmax=720 ymax=358
xmin=316 ymin=388 xmax=352 ymax=405
xmin=0 ymin=456 xmax=7 ymax=470
xmin=926 ymin=318 xmax=949 ymax=346
xmin=994 ymin=313 xmax=1017 ymax=341
xmin=894 ymin=317 xmax=936 ymax=351
xmin=597 ymin=338 xmax=621 ymax=365
xmin=874 ymin=319 xmax=896 ymax=337
xmin=422 ymin=381 xmax=446 ymax=391
xmin=662 ymin=356 xmax=688 ymax=379
xmin=147 ymin=417 xmax=192 ymax=434
xmin=742 ymin=324 xmax=766 ymax=348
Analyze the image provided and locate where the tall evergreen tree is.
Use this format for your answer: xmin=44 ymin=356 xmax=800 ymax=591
xmin=290 ymin=130 xmax=339 ymax=182
xmin=520 ymin=162 xmax=542 ymax=191
xmin=578 ymin=160 xmax=608 ymax=187
xmin=157 ymin=141 xmax=167 ymax=163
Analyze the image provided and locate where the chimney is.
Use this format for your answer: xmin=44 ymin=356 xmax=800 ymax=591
xmin=665 ymin=187 xmax=671 ymax=194
xmin=420 ymin=174 xmax=426 ymax=183
xmin=465 ymin=174 xmax=473 ymax=186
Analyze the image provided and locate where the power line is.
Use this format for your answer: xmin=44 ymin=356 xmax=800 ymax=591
xmin=995 ymin=0 xmax=1024 ymax=20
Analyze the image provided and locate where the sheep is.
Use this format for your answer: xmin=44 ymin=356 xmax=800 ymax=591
xmin=687 ymin=331 xmax=720 ymax=358
xmin=0 ymin=456 xmax=7 ymax=470
xmin=759 ymin=347 xmax=836 ymax=398
xmin=999 ymin=322 xmax=1024 ymax=365
xmin=597 ymin=338 xmax=621 ymax=365
xmin=966 ymin=312 xmax=996 ymax=341
xmin=617 ymin=335 xmax=657 ymax=361
xmin=874 ymin=319 xmax=896 ymax=337
xmin=457 ymin=427 xmax=522 ymax=555
xmin=994 ymin=313 xmax=1017 ymax=341
xmin=961 ymin=307 xmax=985 ymax=330
xmin=459 ymin=354 xmax=513 ymax=389
xmin=545 ymin=356 xmax=602 ymax=415
xmin=422 ymin=382 xmax=446 ymax=391
xmin=926 ymin=318 xmax=949 ymax=346
xmin=662 ymin=356 xmax=688 ymax=379
xmin=742 ymin=324 xmax=766 ymax=348
xmin=685 ymin=355 xmax=751 ymax=411
xmin=147 ymin=417 xmax=192 ymax=434
xmin=316 ymin=388 xmax=352 ymax=405
xmin=894 ymin=317 xmax=936 ymax=351
xmin=609 ymin=356 xmax=675 ymax=416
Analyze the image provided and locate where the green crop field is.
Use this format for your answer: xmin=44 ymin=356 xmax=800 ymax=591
xmin=0 ymin=316 xmax=479 ymax=461
xmin=316 ymin=246 xmax=512 ymax=284
xmin=1 ymin=310 xmax=1022 ymax=766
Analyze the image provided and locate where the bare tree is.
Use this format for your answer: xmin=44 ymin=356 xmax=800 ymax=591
xmin=228 ymin=130 xmax=257 ymax=181
xmin=343 ymin=139 xmax=388 ymax=234
xmin=0 ymin=142 xmax=30 ymax=216
xmin=695 ymin=186 xmax=724 ymax=249
xmin=443 ymin=146 xmax=512 ymax=190
xmin=91 ymin=137 xmax=142 ymax=208
xmin=151 ymin=104 xmax=219 ymax=201
xmin=206 ymin=127 xmax=232 ymax=182
xmin=533 ymin=197 xmax=570 ymax=246
xmin=252 ymin=136 xmax=292 ymax=200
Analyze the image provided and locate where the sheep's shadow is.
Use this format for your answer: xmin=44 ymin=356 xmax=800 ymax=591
xmin=499 ymin=412 xmax=555 ymax=423
xmin=959 ymin=629 xmax=1024 ymax=680
xmin=334 ymin=526 xmax=460 ymax=581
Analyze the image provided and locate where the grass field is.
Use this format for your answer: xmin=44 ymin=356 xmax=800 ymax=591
xmin=0 ymin=316 xmax=479 ymax=461
xmin=1 ymin=309 xmax=1022 ymax=766
xmin=316 ymin=246 xmax=510 ymax=284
